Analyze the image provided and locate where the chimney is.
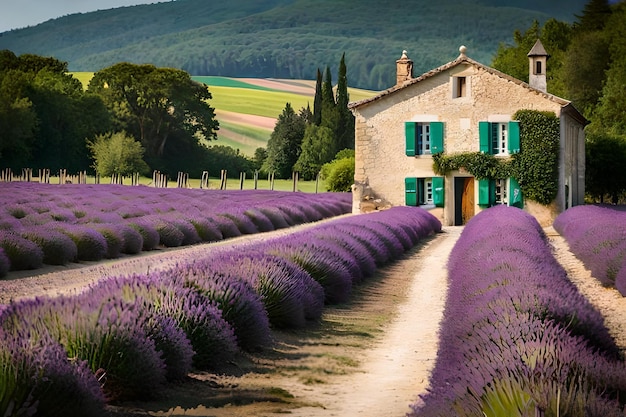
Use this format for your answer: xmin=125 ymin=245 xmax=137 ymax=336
xmin=396 ymin=50 xmax=413 ymax=86
xmin=527 ymin=39 xmax=549 ymax=93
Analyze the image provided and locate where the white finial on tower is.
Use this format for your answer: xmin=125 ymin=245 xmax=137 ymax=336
xmin=459 ymin=45 xmax=467 ymax=57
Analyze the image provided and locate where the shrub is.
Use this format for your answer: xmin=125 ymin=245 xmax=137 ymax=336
xmin=127 ymin=219 xmax=160 ymax=251
xmin=187 ymin=215 xmax=223 ymax=242
xmin=57 ymin=224 xmax=108 ymax=262
xmin=21 ymin=226 xmax=78 ymax=265
xmin=169 ymin=265 xmax=272 ymax=351
xmin=0 ymin=231 xmax=44 ymax=270
xmin=411 ymin=205 xmax=626 ymax=416
xmin=0 ymin=324 xmax=106 ymax=417
xmin=91 ymin=223 xmax=126 ymax=259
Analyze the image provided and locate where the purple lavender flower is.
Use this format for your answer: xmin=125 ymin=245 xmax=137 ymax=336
xmin=20 ymin=225 xmax=78 ymax=265
xmin=0 ymin=230 xmax=44 ymax=270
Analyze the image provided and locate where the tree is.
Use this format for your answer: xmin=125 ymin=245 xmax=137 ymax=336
xmin=0 ymin=51 xmax=109 ymax=172
xmin=585 ymin=130 xmax=626 ymax=203
xmin=335 ymin=52 xmax=355 ymax=151
xmin=313 ymin=68 xmax=322 ymax=126
xmin=492 ymin=20 xmax=541 ymax=82
xmin=322 ymin=151 xmax=355 ymax=192
xmin=88 ymin=63 xmax=219 ymax=160
xmin=592 ymin=2 xmax=626 ymax=132
xmin=321 ymin=65 xmax=338 ymax=140
xmin=563 ymin=30 xmax=610 ymax=117
xmin=573 ymin=0 xmax=612 ymax=32
xmin=263 ymin=102 xmax=306 ymax=178
xmin=89 ymin=132 xmax=150 ymax=177
xmin=293 ymin=124 xmax=335 ymax=180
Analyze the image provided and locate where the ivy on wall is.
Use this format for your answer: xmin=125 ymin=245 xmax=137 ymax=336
xmin=433 ymin=110 xmax=560 ymax=205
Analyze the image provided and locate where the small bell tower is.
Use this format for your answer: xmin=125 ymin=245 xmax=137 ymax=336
xmin=527 ymin=39 xmax=549 ymax=93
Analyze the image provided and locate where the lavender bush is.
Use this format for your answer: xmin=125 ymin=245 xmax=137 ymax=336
xmin=0 ymin=231 xmax=44 ymax=270
xmin=554 ymin=205 xmax=626 ymax=293
xmin=20 ymin=226 xmax=78 ymax=265
xmin=411 ymin=205 xmax=626 ymax=417
xmin=0 ymin=182 xmax=352 ymax=273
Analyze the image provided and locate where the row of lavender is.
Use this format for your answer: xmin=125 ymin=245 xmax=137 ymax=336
xmin=0 ymin=206 xmax=442 ymax=416
xmin=0 ymin=182 xmax=352 ymax=277
xmin=410 ymin=205 xmax=626 ymax=417
xmin=553 ymin=205 xmax=626 ymax=296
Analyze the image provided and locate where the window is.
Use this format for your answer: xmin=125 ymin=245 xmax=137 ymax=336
xmin=405 ymin=177 xmax=444 ymax=207
xmin=453 ymin=76 xmax=467 ymax=98
xmin=405 ymin=121 xmax=444 ymax=156
xmin=535 ymin=61 xmax=542 ymax=75
xmin=492 ymin=123 xmax=508 ymax=155
xmin=479 ymin=121 xmax=520 ymax=155
xmin=478 ymin=177 xmax=523 ymax=208
xmin=494 ymin=178 xmax=507 ymax=205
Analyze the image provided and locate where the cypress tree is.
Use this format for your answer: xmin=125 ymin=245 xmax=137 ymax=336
xmin=321 ymin=66 xmax=339 ymax=154
xmin=313 ymin=68 xmax=322 ymax=126
xmin=336 ymin=52 xmax=355 ymax=150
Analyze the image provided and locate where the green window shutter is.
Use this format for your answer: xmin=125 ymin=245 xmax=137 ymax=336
xmin=478 ymin=178 xmax=491 ymax=206
xmin=479 ymin=121 xmax=491 ymax=154
xmin=416 ymin=124 xmax=423 ymax=155
xmin=405 ymin=122 xmax=416 ymax=156
xmin=405 ymin=177 xmax=417 ymax=206
xmin=509 ymin=177 xmax=523 ymax=208
xmin=430 ymin=122 xmax=444 ymax=154
xmin=508 ymin=121 xmax=520 ymax=154
xmin=417 ymin=178 xmax=425 ymax=205
xmin=432 ymin=176 xmax=445 ymax=207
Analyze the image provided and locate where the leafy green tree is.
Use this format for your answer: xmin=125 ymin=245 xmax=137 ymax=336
xmin=89 ymin=132 xmax=150 ymax=177
xmin=0 ymin=60 xmax=37 ymax=168
xmin=563 ymin=30 xmax=610 ymax=117
xmin=0 ymin=51 xmax=109 ymax=171
xmin=573 ymin=0 xmax=612 ymax=32
xmin=253 ymin=147 xmax=268 ymax=174
xmin=263 ymin=102 xmax=306 ymax=178
xmin=585 ymin=130 xmax=626 ymax=203
xmin=492 ymin=20 xmax=541 ymax=82
xmin=293 ymin=124 xmax=335 ymax=180
xmin=88 ymin=63 xmax=219 ymax=160
xmin=322 ymin=154 xmax=355 ymax=192
xmin=593 ymin=2 xmax=626 ymax=132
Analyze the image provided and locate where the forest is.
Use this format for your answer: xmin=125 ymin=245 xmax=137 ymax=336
xmin=0 ymin=0 xmax=587 ymax=91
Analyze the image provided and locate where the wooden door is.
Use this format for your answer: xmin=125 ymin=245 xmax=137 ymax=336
xmin=461 ymin=177 xmax=475 ymax=225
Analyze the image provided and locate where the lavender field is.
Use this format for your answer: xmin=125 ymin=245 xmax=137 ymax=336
xmin=554 ymin=205 xmax=626 ymax=296
xmin=411 ymin=205 xmax=626 ymax=416
xmin=0 ymin=183 xmax=442 ymax=415
xmin=0 ymin=182 xmax=353 ymax=276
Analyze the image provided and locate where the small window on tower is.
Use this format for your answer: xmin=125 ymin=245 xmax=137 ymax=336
xmin=536 ymin=61 xmax=542 ymax=75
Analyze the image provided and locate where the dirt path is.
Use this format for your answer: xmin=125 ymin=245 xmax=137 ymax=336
xmin=282 ymin=226 xmax=461 ymax=417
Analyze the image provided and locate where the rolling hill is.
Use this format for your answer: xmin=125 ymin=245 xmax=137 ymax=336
xmin=0 ymin=0 xmax=588 ymax=91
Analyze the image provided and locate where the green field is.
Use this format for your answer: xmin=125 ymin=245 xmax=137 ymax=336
xmin=70 ymin=73 xmax=377 ymax=156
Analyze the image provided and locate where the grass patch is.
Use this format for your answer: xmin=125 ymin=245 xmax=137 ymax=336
xmin=193 ymin=76 xmax=277 ymax=91
xmin=209 ymin=86 xmax=312 ymax=119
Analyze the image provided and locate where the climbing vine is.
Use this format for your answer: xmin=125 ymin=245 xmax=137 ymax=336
xmin=432 ymin=110 xmax=560 ymax=205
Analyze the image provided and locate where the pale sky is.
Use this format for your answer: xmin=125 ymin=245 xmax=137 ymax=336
xmin=0 ymin=0 xmax=159 ymax=33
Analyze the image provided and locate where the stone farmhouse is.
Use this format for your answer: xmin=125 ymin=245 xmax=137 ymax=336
xmin=348 ymin=41 xmax=586 ymax=226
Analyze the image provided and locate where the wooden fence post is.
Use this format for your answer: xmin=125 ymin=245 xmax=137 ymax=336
xmin=269 ymin=172 xmax=275 ymax=190
xmin=200 ymin=171 xmax=209 ymax=189
xmin=254 ymin=170 xmax=259 ymax=190
xmin=292 ymin=171 xmax=298 ymax=192
xmin=220 ymin=170 xmax=227 ymax=190
xmin=239 ymin=172 xmax=245 ymax=190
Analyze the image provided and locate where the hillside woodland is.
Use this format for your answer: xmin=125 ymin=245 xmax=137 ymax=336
xmin=0 ymin=0 xmax=587 ymax=90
